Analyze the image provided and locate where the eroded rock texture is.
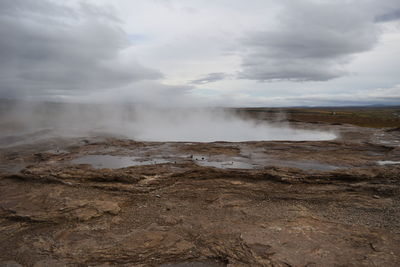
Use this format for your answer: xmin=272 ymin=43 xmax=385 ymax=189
xmin=0 ymin=124 xmax=399 ymax=266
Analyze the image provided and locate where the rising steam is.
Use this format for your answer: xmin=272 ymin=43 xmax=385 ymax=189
xmin=0 ymin=100 xmax=336 ymax=146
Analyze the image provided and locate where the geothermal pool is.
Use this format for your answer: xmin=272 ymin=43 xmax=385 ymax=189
xmin=127 ymin=110 xmax=337 ymax=142
xmin=1 ymin=105 xmax=339 ymax=143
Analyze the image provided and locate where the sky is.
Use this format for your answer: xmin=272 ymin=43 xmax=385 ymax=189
xmin=1 ymin=0 xmax=400 ymax=107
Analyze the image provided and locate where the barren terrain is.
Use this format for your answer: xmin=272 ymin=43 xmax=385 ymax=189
xmin=1 ymin=118 xmax=400 ymax=266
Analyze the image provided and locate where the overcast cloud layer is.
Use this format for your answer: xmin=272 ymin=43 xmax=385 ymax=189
xmin=239 ymin=1 xmax=379 ymax=81
xmin=0 ymin=0 xmax=164 ymax=98
xmin=0 ymin=0 xmax=399 ymax=106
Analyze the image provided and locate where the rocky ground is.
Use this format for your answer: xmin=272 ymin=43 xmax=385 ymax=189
xmin=0 ymin=123 xmax=400 ymax=266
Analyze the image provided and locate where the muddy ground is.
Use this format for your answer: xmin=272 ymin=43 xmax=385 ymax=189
xmin=0 ymin=123 xmax=400 ymax=266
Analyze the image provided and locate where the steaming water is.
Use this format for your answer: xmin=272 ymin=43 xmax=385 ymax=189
xmin=1 ymin=102 xmax=337 ymax=143
xmin=121 ymin=108 xmax=337 ymax=142
xmin=130 ymin=120 xmax=336 ymax=142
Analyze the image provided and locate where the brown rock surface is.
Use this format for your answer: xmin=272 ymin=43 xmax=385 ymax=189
xmin=0 ymin=124 xmax=399 ymax=266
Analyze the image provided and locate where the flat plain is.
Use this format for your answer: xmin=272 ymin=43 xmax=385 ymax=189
xmin=0 ymin=107 xmax=399 ymax=267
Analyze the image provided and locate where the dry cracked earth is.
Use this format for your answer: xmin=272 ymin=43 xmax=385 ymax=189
xmin=0 ymin=123 xmax=400 ymax=267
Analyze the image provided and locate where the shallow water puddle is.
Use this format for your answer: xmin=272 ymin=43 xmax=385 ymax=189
xmin=197 ymin=160 xmax=258 ymax=169
xmin=71 ymin=154 xmax=343 ymax=171
xmin=71 ymin=155 xmax=171 ymax=169
xmin=378 ymin=160 xmax=400 ymax=166
xmin=0 ymin=164 xmax=25 ymax=173
xmin=194 ymin=156 xmax=342 ymax=171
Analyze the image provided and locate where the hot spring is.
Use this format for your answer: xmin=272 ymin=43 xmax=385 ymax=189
xmin=1 ymin=102 xmax=337 ymax=143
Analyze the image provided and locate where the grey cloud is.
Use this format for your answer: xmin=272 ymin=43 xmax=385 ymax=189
xmin=372 ymin=0 xmax=400 ymax=22
xmin=190 ymin=72 xmax=227 ymax=85
xmin=0 ymin=0 xmax=162 ymax=98
xmin=375 ymin=9 xmax=400 ymax=22
xmin=57 ymin=81 xmax=202 ymax=107
xmin=238 ymin=1 xmax=380 ymax=82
